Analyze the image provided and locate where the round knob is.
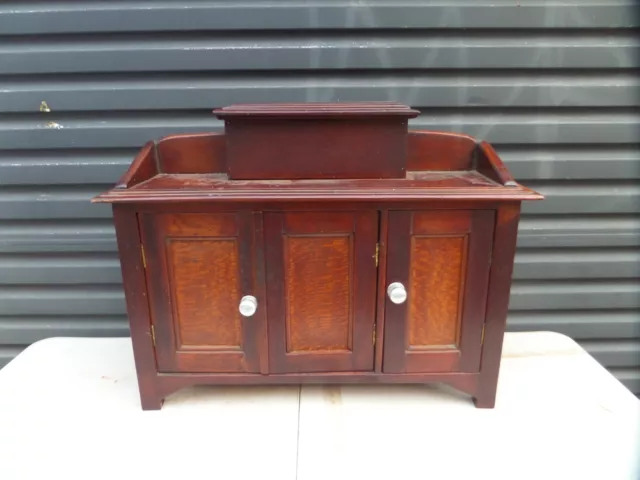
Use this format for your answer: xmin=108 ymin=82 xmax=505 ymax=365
xmin=387 ymin=282 xmax=407 ymax=304
xmin=239 ymin=295 xmax=258 ymax=317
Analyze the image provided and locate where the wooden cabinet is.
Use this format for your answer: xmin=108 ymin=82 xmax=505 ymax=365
xmin=93 ymin=102 xmax=543 ymax=410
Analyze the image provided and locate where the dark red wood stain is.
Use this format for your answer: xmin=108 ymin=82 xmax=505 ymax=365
xmin=92 ymin=102 xmax=542 ymax=410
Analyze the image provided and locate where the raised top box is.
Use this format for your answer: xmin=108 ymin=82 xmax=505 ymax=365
xmin=212 ymin=102 xmax=420 ymax=180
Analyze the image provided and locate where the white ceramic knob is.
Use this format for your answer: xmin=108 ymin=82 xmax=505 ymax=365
xmin=239 ymin=295 xmax=258 ymax=317
xmin=387 ymin=282 xmax=407 ymax=304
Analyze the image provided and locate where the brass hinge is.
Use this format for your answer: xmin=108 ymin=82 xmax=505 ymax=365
xmin=374 ymin=243 xmax=380 ymax=267
xmin=150 ymin=324 xmax=156 ymax=346
xmin=140 ymin=244 xmax=147 ymax=269
xmin=372 ymin=327 xmax=376 ymax=345
xmin=481 ymin=324 xmax=485 ymax=345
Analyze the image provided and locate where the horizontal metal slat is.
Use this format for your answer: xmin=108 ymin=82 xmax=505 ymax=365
xmin=609 ymin=368 xmax=640 ymax=394
xmin=580 ymin=340 xmax=640 ymax=368
xmin=1 ymin=111 xmax=639 ymax=150
xmin=0 ymin=149 xmax=134 ymax=185
xmin=522 ymin=181 xmax=640 ymax=214
xmin=0 ymin=315 xmax=129 ymax=345
xmin=516 ymin=215 xmax=640 ymax=248
xmin=0 ymin=286 xmax=126 ymax=316
xmin=0 ymin=345 xmax=24 ymax=369
xmin=0 ymin=2 xmax=636 ymax=34
xmin=0 ymin=186 xmax=112 ymax=219
xmin=0 ymin=145 xmax=638 ymax=186
xmin=513 ymin=248 xmax=640 ymax=279
xmin=509 ymin=280 xmax=640 ymax=310
xmin=0 ymin=253 xmax=123 ymax=285
xmin=2 ymin=73 xmax=639 ymax=111
xmin=1 ymin=34 xmax=637 ymax=74
xmin=507 ymin=310 xmax=640 ymax=339
xmin=0 ymin=219 xmax=116 ymax=253
xmin=498 ymin=145 xmax=640 ymax=180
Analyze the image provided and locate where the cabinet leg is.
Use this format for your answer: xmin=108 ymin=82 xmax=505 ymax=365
xmin=140 ymin=387 xmax=164 ymax=410
xmin=472 ymin=388 xmax=496 ymax=409
xmin=139 ymin=390 xmax=164 ymax=411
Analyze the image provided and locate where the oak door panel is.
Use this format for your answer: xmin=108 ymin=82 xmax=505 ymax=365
xmin=383 ymin=210 xmax=494 ymax=373
xmin=140 ymin=212 xmax=264 ymax=373
xmin=265 ymin=211 xmax=378 ymax=373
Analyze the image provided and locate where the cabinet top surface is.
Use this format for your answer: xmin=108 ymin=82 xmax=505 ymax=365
xmin=94 ymin=170 xmax=542 ymax=203
xmin=213 ymin=101 xmax=421 ymax=119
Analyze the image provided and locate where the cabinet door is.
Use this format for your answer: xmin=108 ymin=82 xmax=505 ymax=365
xmin=140 ymin=212 xmax=265 ymax=373
xmin=265 ymin=211 xmax=378 ymax=374
xmin=383 ymin=210 xmax=494 ymax=373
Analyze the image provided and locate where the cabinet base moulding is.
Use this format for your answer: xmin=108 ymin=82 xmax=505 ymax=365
xmin=141 ymin=372 xmax=493 ymax=411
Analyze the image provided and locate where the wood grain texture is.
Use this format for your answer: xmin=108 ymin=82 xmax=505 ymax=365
xmin=474 ymin=203 xmax=521 ymax=408
xmin=168 ymin=239 xmax=241 ymax=349
xmin=266 ymin=211 xmax=378 ymax=374
xmin=112 ymin=206 xmax=161 ymax=410
xmin=475 ymin=141 xmax=518 ymax=187
xmin=408 ymin=235 xmax=466 ymax=349
xmin=223 ymin=120 xmax=410 ymax=180
xmin=213 ymin=102 xmax=420 ymax=118
xmin=285 ymin=235 xmax=352 ymax=353
xmin=140 ymin=212 xmax=264 ymax=374
xmin=406 ymin=130 xmax=477 ymax=171
xmin=93 ymin=171 xmax=541 ymax=203
xmin=215 ymin=103 xmax=419 ymax=180
xmin=114 ymin=141 xmax=157 ymax=189
xmin=383 ymin=210 xmax=494 ymax=374
xmin=156 ymin=132 xmax=227 ymax=175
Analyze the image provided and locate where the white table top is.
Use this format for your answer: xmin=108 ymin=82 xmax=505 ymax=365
xmin=0 ymin=331 xmax=638 ymax=480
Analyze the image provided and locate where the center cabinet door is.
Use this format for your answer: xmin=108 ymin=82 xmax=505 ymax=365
xmin=140 ymin=212 xmax=266 ymax=374
xmin=383 ymin=210 xmax=495 ymax=374
xmin=264 ymin=211 xmax=379 ymax=374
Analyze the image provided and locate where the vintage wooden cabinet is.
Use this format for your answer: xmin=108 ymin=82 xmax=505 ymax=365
xmin=93 ymin=102 xmax=542 ymax=410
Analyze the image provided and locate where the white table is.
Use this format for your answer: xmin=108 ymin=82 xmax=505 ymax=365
xmin=0 ymin=331 xmax=638 ymax=480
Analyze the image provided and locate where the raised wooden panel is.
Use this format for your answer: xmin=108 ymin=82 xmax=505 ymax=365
xmin=408 ymin=235 xmax=467 ymax=349
xmin=140 ymin=212 xmax=264 ymax=373
xmin=285 ymin=235 xmax=352 ymax=353
xmin=383 ymin=210 xmax=494 ymax=374
xmin=265 ymin=211 xmax=378 ymax=374
xmin=168 ymin=239 xmax=241 ymax=349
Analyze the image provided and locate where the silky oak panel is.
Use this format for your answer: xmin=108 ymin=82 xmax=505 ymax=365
xmin=285 ymin=235 xmax=352 ymax=353
xmin=265 ymin=211 xmax=378 ymax=374
xmin=168 ymin=238 xmax=241 ymax=349
xmin=408 ymin=235 xmax=467 ymax=349
xmin=383 ymin=210 xmax=494 ymax=374
xmin=140 ymin=212 xmax=264 ymax=373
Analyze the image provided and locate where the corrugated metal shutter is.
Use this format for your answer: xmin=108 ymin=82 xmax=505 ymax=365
xmin=1 ymin=1 xmax=638 ymax=394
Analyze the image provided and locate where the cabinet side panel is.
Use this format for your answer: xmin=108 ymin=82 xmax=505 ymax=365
xmin=408 ymin=235 xmax=467 ymax=349
xmin=168 ymin=238 xmax=241 ymax=350
xmin=285 ymin=235 xmax=352 ymax=353
xmin=113 ymin=206 xmax=161 ymax=410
